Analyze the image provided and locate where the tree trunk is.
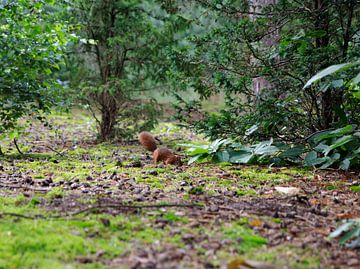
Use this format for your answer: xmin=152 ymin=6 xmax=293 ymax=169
xmin=99 ymin=89 xmax=118 ymax=141
xmin=314 ymin=0 xmax=333 ymax=128
xmin=250 ymin=0 xmax=278 ymax=94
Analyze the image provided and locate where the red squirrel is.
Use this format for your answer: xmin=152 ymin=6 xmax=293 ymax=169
xmin=138 ymin=131 xmax=182 ymax=165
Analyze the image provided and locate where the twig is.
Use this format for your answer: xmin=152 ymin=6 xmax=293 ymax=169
xmin=0 ymin=203 xmax=202 ymax=221
xmin=0 ymin=212 xmax=42 ymax=220
xmin=295 ymin=215 xmax=317 ymax=226
xmin=55 ymin=203 xmax=202 ymax=218
xmin=0 ymin=183 xmax=49 ymax=192
xmin=46 ymin=145 xmax=65 ymax=157
xmin=13 ymin=138 xmax=23 ymax=155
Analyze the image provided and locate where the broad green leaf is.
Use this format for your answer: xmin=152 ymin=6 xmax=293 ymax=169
xmin=353 ymin=90 xmax=360 ymax=99
xmin=339 ymin=226 xmax=360 ymax=245
xmin=304 ymin=62 xmax=358 ymax=88
xmin=329 ymin=135 xmax=353 ymax=150
xmin=253 ymin=139 xmax=278 ymax=155
xmin=188 ymin=154 xmax=207 ymax=164
xmin=351 ymin=72 xmax=360 ymax=85
xmin=279 ymin=145 xmax=306 ymax=158
xmin=329 ymin=222 xmax=354 ymax=238
xmin=347 ymin=233 xmax=360 ymax=248
xmin=255 ymin=145 xmax=279 ymax=155
xmin=245 ymin=124 xmax=258 ymax=136
xmin=214 ymin=150 xmax=230 ymax=162
xmin=319 ymin=153 xmax=340 ymax=169
xmin=209 ymin=138 xmax=231 ymax=152
xmin=304 ymin=151 xmax=327 ymax=166
xmin=310 ymin=124 xmax=354 ymax=143
xmin=331 ymin=79 xmax=344 ymax=88
xmin=314 ymin=143 xmax=332 ymax=156
xmin=229 ymin=151 xmax=253 ymax=164
xmin=184 ymin=144 xmax=210 ymax=155
xmin=339 ymin=158 xmax=351 ymax=170
xmin=330 ymin=125 xmax=354 ymax=134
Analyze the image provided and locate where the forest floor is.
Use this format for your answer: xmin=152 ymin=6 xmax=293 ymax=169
xmin=0 ymin=111 xmax=359 ymax=269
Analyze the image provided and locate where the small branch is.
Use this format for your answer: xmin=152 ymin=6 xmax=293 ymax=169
xmin=0 ymin=183 xmax=49 ymax=192
xmin=58 ymin=203 xmax=202 ymax=218
xmin=0 ymin=203 xmax=202 ymax=221
xmin=46 ymin=145 xmax=65 ymax=157
xmin=0 ymin=212 xmax=41 ymax=220
xmin=13 ymin=138 xmax=23 ymax=155
xmin=85 ymin=99 xmax=101 ymax=127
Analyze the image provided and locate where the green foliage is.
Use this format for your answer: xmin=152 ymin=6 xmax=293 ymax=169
xmin=188 ymin=186 xmax=205 ymax=195
xmin=183 ymin=127 xmax=358 ymax=170
xmin=330 ymin=219 xmax=360 ymax=249
xmin=303 ymin=61 xmax=360 ymax=92
xmin=168 ymin=1 xmax=360 ymax=142
xmin=46 ymin=187 xmax=65 ymax=200
xmin=350 ymin=186 xmax=360 ymax=192
xmin=227 ymin=140 xmax=281 ymax=165
xmin=182 ymin=139 xmax=306 ymax=166
xmin=304 ymin=125 xmax=360 ymax=170
xmin=114 ymin=99 xmax=161 ymax=140
xmin=222 ymin=221 xmax=267 ymax=253
xmin=180 ymin=138 xmax=231 ymax=164
xmin=64 ymin=0 xmax=183 ymax=140
xmin=0 ymin=0 xmax=70 ymax=136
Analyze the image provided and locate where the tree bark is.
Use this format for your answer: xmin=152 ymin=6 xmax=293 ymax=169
xmin=250 ymin=0 xmax=278 ymax=94
xmin=98 ymin=89 xmax=118 ymax=140
xmin=314 ymin=0 xmax=334 ymax=129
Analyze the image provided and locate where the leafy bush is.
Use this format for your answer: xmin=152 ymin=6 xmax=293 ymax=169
xmin=65 ymin=0 xmax=177 ymax=141
xmin=180 ymin=139 xmax=231 ymax=164
xmin=183 ymin=125 xmax=360 ymax=170
xmin=304 ymin=61 xmax=360 ymax=100
xmin=299 ymin=62 xmax=360 ymax=170
xmin=168 ymin=2 xmax=360 ymax=143
xmin=304 ymin=125 xmax=360 ymax=170
xmin=182 ymin=60 xmax=360 ymax=170
xmin=182 ymin=139 xmax=306 ymax=166
xmin=0 ymin=0 xmax=70 ymax=136
xmin=114 ymin=99 xmax=162 ymax=140
xmin=330 ymin=219 xmax=360 ymax=249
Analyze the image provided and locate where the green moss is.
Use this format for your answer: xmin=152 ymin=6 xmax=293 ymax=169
xmin=150 ymin=183 xmax=165 ymax=188
xmin=221 ymin=221 xmax=267 ymax=253
xmin=0 ymin=203 xmax=182 ymax=269
xmin=243 ymin=245 xmax=322 ymax=269
xmin=233 ymin=168 xmax=291 ymax=186
xmin=162 ymin=211 xmax=188 ymax=223
xmin=46 ymin=187 xmax=65 ymax=200
xmin=188 ymin=186 xmax=204 ymax=195
xmin=14 ymin=194 xmax=26 ymax=205
xmin=136 ymin=178 xmax=162 ymax=184
xmin=176 ymin=172 xmax=192 ymax=180
xmin=350 ymin=186 xmax=360 ymax=192
xmin=33 ymin=174 xmax=45 ymax=179
xmin=235 ymin=189 xmax=257 ymax=197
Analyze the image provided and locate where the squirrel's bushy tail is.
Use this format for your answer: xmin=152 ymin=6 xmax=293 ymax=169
xmin=138 ymin=131 xmax=157 ymax=151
